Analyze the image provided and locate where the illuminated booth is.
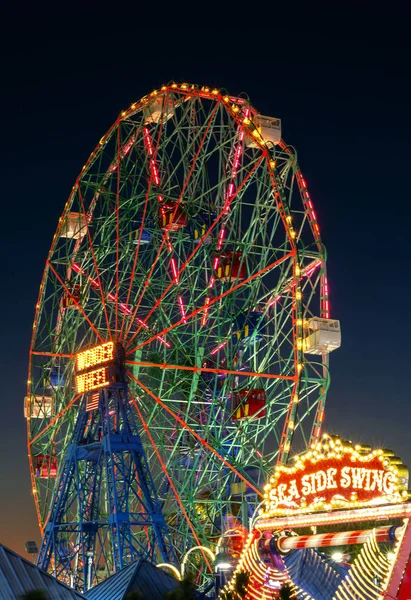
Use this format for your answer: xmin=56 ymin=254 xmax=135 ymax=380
xmin=223 ymin=434 xmax=411 ymax=599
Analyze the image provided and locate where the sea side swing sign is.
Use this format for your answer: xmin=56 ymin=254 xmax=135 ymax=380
xmin=261 ymin=433 xmax=409 ymax=517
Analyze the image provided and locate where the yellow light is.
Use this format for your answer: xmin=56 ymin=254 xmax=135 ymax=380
xmin=157 ymin=563 xmax=181 ymax=580
xmin=296 ymin=291 xmax=302 ymax=300
xmin=295 ymin=265 xmax=301 ymax=276
xmin=223 ymin=96 xmax=229 ymax=102
xmin=286 ymin=215 xmax=292 ymax=223
xmin=232 ymin=105 xmax=240 ymax=112
xmin=290 ymin=229 xmax=296 ymax=238
xmin=243 ymin=117 xmax=250 ymax=125
xmin=121 ymin=111 xmax=126 ymax=117
xmin=171 ymin=83 xmax=178 ymax=88
xmin=270 ymin=160 xmax=276 ymax=168
xmin=212 ymin=89 xmax=219 ymax=95
xmin=76 ymin=341 xmax=114 ymax=372
xmin=75 ymin=368 xmax=109 ymax=393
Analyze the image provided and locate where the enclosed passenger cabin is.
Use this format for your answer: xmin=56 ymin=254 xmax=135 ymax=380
xmin=245 ymin=115 xmax=282 ymax=148
xmin=189 ymin=210 xmax=216 ymax=244
xmin=214 ymin=251 xmax=247 ymax=283
xmin=34 ymin=455 xmax=57 ymax=478
xmin=143 ymin=97 xmax=175 ymax=124
xmin=158 ymin=201 xmax=188 ymax=231
xmin=45 ymin=367 xmax=65 ymax=389
xmin=232 ymin=389 xmax=266 ymax=421
xmin=303 ymin=317 xmax=341 ymax=354
xmin=62 ymin=284 xmax=81 ymax=309
xmin=232 ymin=311 xmax=265 ymax=344
xmin=60 ymin=212 xmax=87 ymax=239
xmin=133 ymin=229 xmax=152 ymax=244
xmin=24 ymin=395 xmax=53 ymax=419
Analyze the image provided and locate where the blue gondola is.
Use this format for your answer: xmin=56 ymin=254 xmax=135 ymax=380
xmin=189 ymin=210 xmax=217 ymax=243
xmin=232 ymin=311 xmax=265 ymax=345
xmin=50 ymin=367 xmax=65 ymax=388
xmin=133 ymin=228 xmax=152 ymax=244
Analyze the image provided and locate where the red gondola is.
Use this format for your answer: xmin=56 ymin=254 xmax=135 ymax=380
xmin=214 ymin=251 xmax=247 ymax=282
xmin=158 ymin=201 xmax=188 ymax=231
xmin=62 ymin=284 xmax=81 ymax=309
xmin=232 ymin=389 xmax=266 ymax=421
xmin=34 ymin=455 xmax=57 ymax=478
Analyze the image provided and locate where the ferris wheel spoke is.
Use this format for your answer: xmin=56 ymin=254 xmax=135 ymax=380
xmin=46 ymin=261 xmax=105 ymax=343
xmin=124 ymin=103 xmax=222 ymax=348
xmin=31 ymin=351 xmax=75 ymax=358
xmin=127 ymin=370 xmax=261 ymax=496
xmin=126 ymin=250 xmax=295 ymax=355
xmin=129 ymin=392 xmax=213 ymax=572
xmin=77 ymin=186 xmax=113 ymax=339
xmin=125 ymin=359 xmax=296 ymax=383
xmin=119 ymin=175 xmax=153 ymax=342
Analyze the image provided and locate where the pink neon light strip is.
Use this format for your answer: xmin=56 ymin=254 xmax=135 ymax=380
xmin=210 ymin=340 xmax=228 ymax=355
xmin=201 ymin=297 xmax=210 ymax=327
xmin=171 ymin=258 xmax=179 ymax=284
xmin=178 ymin=296 xmax=187 ymax=324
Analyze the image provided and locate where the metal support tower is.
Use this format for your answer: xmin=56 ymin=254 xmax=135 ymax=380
xmin=37 ymin=345 xmax=177 ymax=591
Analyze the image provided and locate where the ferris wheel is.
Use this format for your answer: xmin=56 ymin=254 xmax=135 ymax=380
xmin=25 ymin=82 xmax=339 ymax=588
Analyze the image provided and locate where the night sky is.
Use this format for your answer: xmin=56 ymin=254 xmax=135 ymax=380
xmin=1 ymin=7 xmax=410 ymax=557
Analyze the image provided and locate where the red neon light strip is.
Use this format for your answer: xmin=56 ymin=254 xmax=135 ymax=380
xmin=170 ymin=258 xmax=179 ymax=284
xmin=127 ymin=370 xmax=261 ymax=495
xmin=201 ymin=296 xmax=210 ymax=327
xmin=178 ymin=296 xmax=187 ymax=323
xmin=210 ymin=341 xmax=227 ymax=355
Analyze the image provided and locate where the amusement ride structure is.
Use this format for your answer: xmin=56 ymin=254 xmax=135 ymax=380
xmin=25 ymin=82 xmax=340 ymax=592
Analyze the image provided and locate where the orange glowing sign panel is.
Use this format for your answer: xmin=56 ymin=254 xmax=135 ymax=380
xmin=76 ymin=342 xmax=114 ymax=372
xmin=262 ymin=434 xmax=409 ymax=517
xmin=75 ymin=342 xmax=114 ymax=393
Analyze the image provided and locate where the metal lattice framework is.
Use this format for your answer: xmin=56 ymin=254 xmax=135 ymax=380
xmin=26 ymin=82 xmax=330 ymax=585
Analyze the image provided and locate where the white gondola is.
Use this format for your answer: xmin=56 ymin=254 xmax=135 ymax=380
xmin=143 ymin=97 xmax=175 ymax=124
xmin=303 ymin=317 xmax=341 ymax=355
xmin=24 ymin=395 xmax=53 ymax=418
xmin=245 ymin=114 xmax=282 ymax=147
xmin=60 ymin=211 xmax=87 ymax=239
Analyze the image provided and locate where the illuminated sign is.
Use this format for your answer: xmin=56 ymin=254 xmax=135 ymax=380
xmin=262 ymin=434 xmax=409 ymax=517
xmin=75 ymin=342 xmax=114 ymax=393
xmin=76 ymin=342 xmax=114 ymax=372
